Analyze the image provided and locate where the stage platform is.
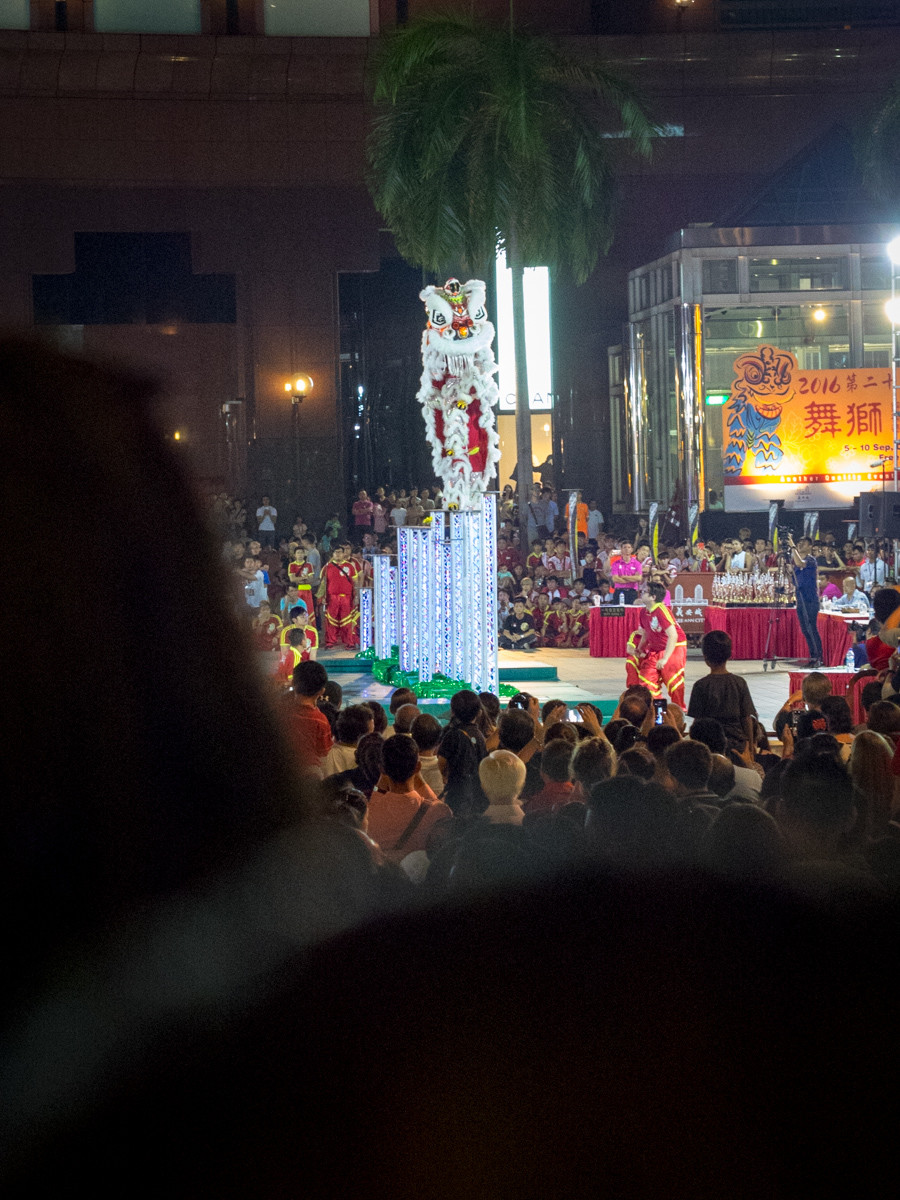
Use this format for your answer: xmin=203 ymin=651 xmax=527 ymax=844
xmin=310 ymin=647 xmax=617 ymax=720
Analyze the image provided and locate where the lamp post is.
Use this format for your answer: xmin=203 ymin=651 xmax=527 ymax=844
xmin=284 ymin=375 xmax=313 ymax=510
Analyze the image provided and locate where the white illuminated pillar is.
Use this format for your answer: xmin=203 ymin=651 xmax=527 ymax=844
xmin=359 ymin=587 xmax=372 ymax=652
xmin=373 ymin=554 xmax=392 ymax=658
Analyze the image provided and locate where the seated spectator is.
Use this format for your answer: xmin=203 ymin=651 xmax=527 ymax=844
xmin=499 ymin=598 xmax=538 ymax=651
xmin=438 ymin=727 xmax=487 ymax=817
xmin=447 ymin=690 xmax=488 ymax=760
xmin=866 ymin=588 xmax=900 ymax=670
xmin=585 ymin=776 xmax=674 ymax=862
xmin=665 ymin=739 xmax=720 ymax=808
xmin=363 ymin=700 xmax=388 ymax=735
xmin=478 ymin=692 xmax=502 ymax=752
xmin=287 ymin=660 xmax=333 ymax=776
xmin=411 ymin=713 xmax=444 ymax=796
xmin=831 ymin=576 xmax=871 ymax=614
xmin=776 ymin=755 xmax=879 ymax=896
xmin=479 ymin=750 xmax=528 ymax=825
xmin=688 ymin=631 xmax=757 ymax=751
xmin=867 ymin=700 xmax=900 ymax=737
xmin=332 ymin=731 xmax=384 ymax=801
xmin=708 ymin=755 xmax=737 ymax=799
xmin=323 ymin=705 xmax=375 ymax=778
xmin=527 ymin=739 xmax=575 ymax=813
xmin=392 ymin=703 xmax=421 ymax=736
xmin=689 ymin=718 xmax=761 ymax=795
xmin=385 ymin=687 xmax=418 ymax=737
xmin=616 ymin=746 xmax=656 ymax=781
xmin=619 ymin=695 xmax=650 ymax=729
xmin=645 ymin=724 xmax=681 ymax=789
xmin=819 ymin=696 xmax=855 ymax=761
xmin=848 ymin=731 xmax=896 ymax=841
xmin=570 ymin=738 xmax=616 ymax=802
xmin=366 ymin=734 xmax=452 ymax=863
xmin=701 ymin=804 xmax=786 ymax=881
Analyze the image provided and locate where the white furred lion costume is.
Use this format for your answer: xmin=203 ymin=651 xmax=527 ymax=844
xmin=417 ymin=278 xmax=500 ymax=509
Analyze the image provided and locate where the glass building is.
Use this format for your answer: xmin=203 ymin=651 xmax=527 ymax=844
xmin=610 ymin=128 xmax=897 ymax=518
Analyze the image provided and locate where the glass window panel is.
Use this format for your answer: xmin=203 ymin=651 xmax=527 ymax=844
xmin=863 ymin=301 xmax=892 ymax=368
xmin=265 ymin=0 xmax=370 ymax=35
xmin=93 ymin=1 xmax=201 ymax=34
xmin=702 ymin=260 xmax=737 ymax=294
xmin=638 ymin=274 xmax=650 ymax=310
xmin=702 ymin=304 xmax=852 ymax=494
xmin=748 ymin=257 xmax=846 ymax=292
xmin=861 ymin=258 xmax=891 ymax=290
xmin=0 ymin=0 xmax=28 ymax=29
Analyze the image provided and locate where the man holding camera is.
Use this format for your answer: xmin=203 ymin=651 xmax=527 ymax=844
xmin=788 ymin=534 xmax=823 ymax=668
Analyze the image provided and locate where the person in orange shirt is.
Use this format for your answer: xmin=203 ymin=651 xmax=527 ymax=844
xmin=365 ymin=734 xmax=451 ymax=864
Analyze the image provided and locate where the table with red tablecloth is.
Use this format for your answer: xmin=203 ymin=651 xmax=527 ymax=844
xmin=787 ymin=671 xmax=866 ymax=726
xmin=589 ymin=606 xmax=643 ymax=657
xmin=703 ymin=607 xmax=852 ymax=665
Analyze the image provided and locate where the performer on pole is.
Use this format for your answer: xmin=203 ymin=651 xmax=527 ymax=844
xmin=632 ymin=582 xmax=687 ymax=707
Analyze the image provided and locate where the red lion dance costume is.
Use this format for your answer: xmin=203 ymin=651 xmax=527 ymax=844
xmin=626 ymin=603 xmax=687 ymax=708
xmin=418 ymin=278 xmax=500 ymax=509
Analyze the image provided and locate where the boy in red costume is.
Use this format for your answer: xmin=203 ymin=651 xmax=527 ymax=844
xmin=632 ymin=581 xmax=687 ymax=707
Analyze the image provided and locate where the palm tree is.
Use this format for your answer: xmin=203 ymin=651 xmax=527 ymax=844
xmin=367 ymin=12 xmax=655 ymax=544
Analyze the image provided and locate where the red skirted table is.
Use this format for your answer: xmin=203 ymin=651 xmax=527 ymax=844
xmin=589 ymin=606 xmax=643 ymax=657
xmin=787 ymin=671 xmax=865 ymax=726
xmin=703 ymin=607 xmax=852 ymax=665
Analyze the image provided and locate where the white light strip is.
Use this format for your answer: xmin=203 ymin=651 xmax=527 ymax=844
xmin=481 ymin=493 xmax=499 ymax=694
xmin=373 ymin=555 xmax=391 ymax=657
xmin=388 ymin=566 xmax=398 ymax=651
xmin=398 ymin=529 xmax=411 ymax=671
xmin=359 ymin=587 xmax=372 ymax=652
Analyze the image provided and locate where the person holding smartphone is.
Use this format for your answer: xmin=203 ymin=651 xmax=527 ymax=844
xmin=788 ymin=534 xmax=823 ymax=668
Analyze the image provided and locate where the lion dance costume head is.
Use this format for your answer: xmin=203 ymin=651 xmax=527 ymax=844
xmin=417 ymin=278 xmax=501 ymax=510
xmin=724 ymin=344 xmax=796 ymax=476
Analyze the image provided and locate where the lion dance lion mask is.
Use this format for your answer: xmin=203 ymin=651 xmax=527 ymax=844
xmin=417 ymin=278 xmax=501 ymax=510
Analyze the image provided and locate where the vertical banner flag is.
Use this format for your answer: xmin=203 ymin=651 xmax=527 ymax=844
xmin=768 ymin=501 xmax=779 ymax=554
xmin=648 ymin=502 xmax=660 ymax=560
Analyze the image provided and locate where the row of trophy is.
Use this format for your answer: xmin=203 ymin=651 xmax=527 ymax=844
xmin=711 ymin=571 xmax=795 ymax=607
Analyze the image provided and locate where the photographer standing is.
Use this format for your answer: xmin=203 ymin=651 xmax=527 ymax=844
xmin=788 ymin=533 xmax=823 ymax=668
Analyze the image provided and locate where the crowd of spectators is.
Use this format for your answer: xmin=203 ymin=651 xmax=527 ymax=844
xmin=281 ymin=620 xmax=900 ymax=900
xmin=219 ymin=479 xmax=895 ymax=662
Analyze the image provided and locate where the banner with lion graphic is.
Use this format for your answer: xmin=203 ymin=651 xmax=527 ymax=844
xmin=721 ymin=344 xmax=893 ymax=511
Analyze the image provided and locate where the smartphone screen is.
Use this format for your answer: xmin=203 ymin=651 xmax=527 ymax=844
xmin=568 ymin=708 xmax=580 ymax=722
xmin=653 ymin=698 xmax=667 ymax=725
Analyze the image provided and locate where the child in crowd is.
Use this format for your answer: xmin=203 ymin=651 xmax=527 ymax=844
xmin=252 ymin=600 xmax=282 ymax=652
xmin=410 ymin=713 xmax=444 ymax=796
xmin=279 ymin=604 xmax=317 ymax=659
xmin=286 ymin=659 xmax=333 ymax=775
xmin=687 ymin=630 xmax=757 ymax=752
xmin=323 ymin=704 xmax=376 ymax=778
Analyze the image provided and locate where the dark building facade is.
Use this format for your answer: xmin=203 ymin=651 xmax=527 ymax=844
xmin=1 ymin=0 xmax=899 ymax=525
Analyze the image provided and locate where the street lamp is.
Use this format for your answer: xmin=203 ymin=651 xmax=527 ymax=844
xmin=887 ymin=237 xmax=900 ymax=492
xmin=285 ymin=376 xmax=313 ymax=506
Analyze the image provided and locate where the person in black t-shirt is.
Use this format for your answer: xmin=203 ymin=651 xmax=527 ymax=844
xmin=687 ymin=630 xmax=757 ymax=752
xmin=500 ymin=599 xmax=537 ymax=651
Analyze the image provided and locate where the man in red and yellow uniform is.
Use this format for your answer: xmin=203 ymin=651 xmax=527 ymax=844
xmin=632 ymin=582 xmax=686 ymax=707
xmin=320 ymin=545 xmax=359 ymax=648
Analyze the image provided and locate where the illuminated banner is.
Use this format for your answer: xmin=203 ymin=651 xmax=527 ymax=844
xmin=721 ymin=345 xmax=893 ymax=511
